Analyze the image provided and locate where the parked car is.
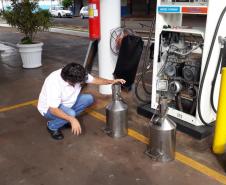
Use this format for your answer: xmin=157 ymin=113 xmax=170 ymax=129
xmin=49 ymin=6 xmax=73 ymax=18
xmin=79 ymin=6 xmax=89 ymax=19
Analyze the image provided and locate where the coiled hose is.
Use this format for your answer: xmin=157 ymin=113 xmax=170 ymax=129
xmin=197 ymin=6 xmax=226 ymax=126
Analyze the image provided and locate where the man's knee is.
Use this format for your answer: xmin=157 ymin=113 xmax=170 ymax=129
xmin=67 ymin=109 xmax=76 ymax=117
xmin=86 ymin=94 xmax=94 ymax=106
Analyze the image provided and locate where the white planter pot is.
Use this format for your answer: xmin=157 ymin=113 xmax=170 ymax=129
xmin=17 ymin=42 xmax=44 ymax=68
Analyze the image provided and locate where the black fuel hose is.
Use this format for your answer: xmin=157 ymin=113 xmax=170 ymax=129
xmin=141 ymin=17 xmax=156 ymax=95
xmin=135 ymin=69 xmax=152 ymax=103
xmin=210 ymin=47 xmax=225 ymax=113
xmin=134 ymin=18 xmax=155 ymax=103
xmin=197 ymin=6 xmax=226 ymax=126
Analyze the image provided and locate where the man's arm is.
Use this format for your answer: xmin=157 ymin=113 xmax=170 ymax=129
xmin=90 ymin=76 xmax=126 ymax=85
xmin=49 ymin=107 xmax=81 ymax=135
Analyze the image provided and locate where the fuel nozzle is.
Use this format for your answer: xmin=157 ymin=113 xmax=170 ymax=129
xmin=112 ymin=83 xmax=122 ymax=101
xmin=159 ymin=96 xmax=168 ymax=117
xmin=151 ymin=96 xmax=169 ymax=126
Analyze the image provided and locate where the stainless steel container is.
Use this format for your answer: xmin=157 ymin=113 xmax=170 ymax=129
xmin=105 ymin=84 xmax=128 ymax=138
xmin=146 ymin=98 xmax=176 ymax=162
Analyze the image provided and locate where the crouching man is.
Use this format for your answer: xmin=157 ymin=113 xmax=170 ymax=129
xmin=37 ymin=63 xmax=125 ymax=140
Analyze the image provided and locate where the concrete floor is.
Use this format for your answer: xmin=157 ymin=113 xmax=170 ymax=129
xmin=0 ymin=26 xmax=226 ymax=185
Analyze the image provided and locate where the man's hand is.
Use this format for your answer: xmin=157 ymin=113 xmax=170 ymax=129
xmin=91 ymin=77 xmax=126 ymax=85
xmin=112 ymin=79 xmax=126 ymax=84
xmin=69 ymin=117 xmax=82 ymax=136
xmin=49 ymin=107 xmax=82 ymax=136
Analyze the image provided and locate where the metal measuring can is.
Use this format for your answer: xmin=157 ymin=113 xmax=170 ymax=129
xmin=146 ymin=97 xmax=176 ymax=162
xmin=105 ymin=83 xmax=128 ymax=138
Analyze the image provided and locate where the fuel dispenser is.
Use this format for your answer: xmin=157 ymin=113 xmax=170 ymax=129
xmin=138 ymin=0 xmax=226 ymax=139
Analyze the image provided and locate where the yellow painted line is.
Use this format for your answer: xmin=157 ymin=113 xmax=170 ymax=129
xmin=32 ymin=102 xmax=38 ymax=106
xmin=86 ymin=109 xmax=226 ymax=185
xmin=0 ymin=100 xmax=38 ymax=112
xmin=90 ymin=100 xmax=108 ymax=110
xmin=85 ymin=108 xmax=106 ymax=121
xmin=0 ymin=98 xmax=107 ymax=113
xmin=175 ymin=152 xmax=226 ymax=184
xmin=128 ymin=129 xmax=149 ymax=144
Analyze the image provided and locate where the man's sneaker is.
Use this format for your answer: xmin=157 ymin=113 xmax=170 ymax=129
xmin=46 ymin=126 xmax=64 ymax=140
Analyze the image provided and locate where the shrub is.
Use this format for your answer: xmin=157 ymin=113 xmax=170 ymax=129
xmin=3 ymin=0 xmax=52 ymax=44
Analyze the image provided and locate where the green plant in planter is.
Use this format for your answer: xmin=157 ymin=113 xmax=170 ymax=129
xmin=3 ymin=0 xmax=52 ymax=44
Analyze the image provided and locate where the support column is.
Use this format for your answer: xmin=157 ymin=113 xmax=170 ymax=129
xmin=98 ymin=0 xmax=121 ymax=94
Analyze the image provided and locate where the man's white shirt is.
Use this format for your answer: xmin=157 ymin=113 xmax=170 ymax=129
xmin=37 ymin=69 xmax=94 ymax=116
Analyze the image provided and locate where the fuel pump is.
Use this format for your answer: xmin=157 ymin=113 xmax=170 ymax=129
xmin=137 ymin=0 xmax=226 ymax=139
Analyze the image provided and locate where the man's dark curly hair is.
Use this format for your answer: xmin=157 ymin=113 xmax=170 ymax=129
xmin=61 ymin=63 xmax=87 ymax=84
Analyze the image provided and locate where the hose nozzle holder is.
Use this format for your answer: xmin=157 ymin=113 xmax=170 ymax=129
xmin=218 ymin=36 xmax=226 ymax=46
